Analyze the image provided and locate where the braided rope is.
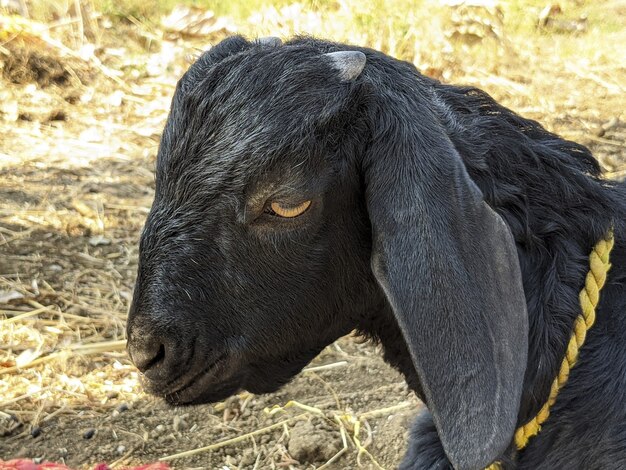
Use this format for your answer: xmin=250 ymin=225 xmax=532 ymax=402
xmin=485 ymin=231 xmax=615 ymax=470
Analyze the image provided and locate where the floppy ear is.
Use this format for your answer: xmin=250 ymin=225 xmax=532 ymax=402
xmin=363 ymin=92 xmax=528 ymax=469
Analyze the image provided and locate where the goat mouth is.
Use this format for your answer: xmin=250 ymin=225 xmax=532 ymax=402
xmin=160 ymin=353 xmax=241 ymax=405
xmin=168 ymin=352 xmax=227 ymax=392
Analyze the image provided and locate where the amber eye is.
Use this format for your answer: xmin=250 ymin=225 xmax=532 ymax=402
xmin=269 ymin=200 xmax=312 ymax=218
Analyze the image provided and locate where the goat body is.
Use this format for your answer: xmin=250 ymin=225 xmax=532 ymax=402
xmin=126 ymin=36 xmax=626 ymax=469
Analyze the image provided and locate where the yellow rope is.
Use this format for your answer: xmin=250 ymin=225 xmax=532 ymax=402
xmin=485 ymin=231 xmax=615 ymax=470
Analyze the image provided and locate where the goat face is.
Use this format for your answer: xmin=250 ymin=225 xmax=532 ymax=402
xmin=127 ymin=37 xmax=376 ymax=406
xmin=127 ymin=36 xmax=529 ymax=469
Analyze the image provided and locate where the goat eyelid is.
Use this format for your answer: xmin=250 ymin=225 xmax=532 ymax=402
xmin=266 ymin=200 xmax=312 ymax=218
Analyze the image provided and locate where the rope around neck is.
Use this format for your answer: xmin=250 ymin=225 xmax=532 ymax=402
xmin=486 ymin=231 xmax=615 ymax=470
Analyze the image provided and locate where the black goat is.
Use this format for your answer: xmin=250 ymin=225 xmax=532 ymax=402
xmin=126 ymin=36 xmax=626 ymax=469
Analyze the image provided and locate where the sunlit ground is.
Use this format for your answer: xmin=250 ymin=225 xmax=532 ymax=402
xmin=1 ymin=1 xmax=624 ymax=468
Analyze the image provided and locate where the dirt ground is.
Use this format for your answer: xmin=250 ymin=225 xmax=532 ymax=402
xmin=1 ymin=2 xmax=624 ymax=470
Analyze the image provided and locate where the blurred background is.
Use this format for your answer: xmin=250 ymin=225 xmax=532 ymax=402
xmin=0 ymin=1 xmax=624 ymax=468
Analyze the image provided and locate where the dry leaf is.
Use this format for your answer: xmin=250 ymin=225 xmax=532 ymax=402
xmin=0 ymin=289 xmax=24 ymax=303
xmin=15 ymin=348 xmax=43 ymax=368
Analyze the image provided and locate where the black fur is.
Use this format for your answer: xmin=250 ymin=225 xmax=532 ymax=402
xmin=127 ymin=36 xmax=626 ymax=469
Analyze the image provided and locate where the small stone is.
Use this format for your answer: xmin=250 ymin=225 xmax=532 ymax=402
xmin=30 ymin=426 xmax=42 ymax=438
xmin=116 ymin=403 xmax=129 ymax=413
xmin=173 ymin=415 xmax=186 ymax=432
xmin=117 ymin=445 xmax=126 ymax=454
xmin=89 ymin=235 xmax=111 ymax=246
xmin=83 ymin=428 xmax=96 ymax=439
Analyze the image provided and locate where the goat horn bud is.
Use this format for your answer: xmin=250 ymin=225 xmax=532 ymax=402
xmin=324 ymin=51 xmax=366 ymax=81
xmin=258 ymin=36 xmax=282 ymax=47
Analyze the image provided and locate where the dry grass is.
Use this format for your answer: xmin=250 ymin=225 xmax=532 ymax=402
xmin=0 ymin=0 xmax=625 ymax=467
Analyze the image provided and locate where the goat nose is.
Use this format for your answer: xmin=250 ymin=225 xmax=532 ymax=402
xmin=128 ymin=340 xmax=165 ymax=373
xmin=127 ymin=324 xmax=189 ymax=382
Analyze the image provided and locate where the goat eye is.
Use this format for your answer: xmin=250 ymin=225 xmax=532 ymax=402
xmin=267 ymin=200 xmax=311 ymax=218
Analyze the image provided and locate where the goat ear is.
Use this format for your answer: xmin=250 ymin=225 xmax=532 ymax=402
xmin=364 ymin=104 xmax=528 ymax=469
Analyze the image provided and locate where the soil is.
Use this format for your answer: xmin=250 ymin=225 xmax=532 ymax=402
xmin=3 ymin=336 xmax=418 ymax=469
xmin=0 ymin=7 xmax=624 ymax=470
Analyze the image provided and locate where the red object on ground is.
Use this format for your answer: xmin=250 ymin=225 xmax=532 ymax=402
xmin=0 ymin=461 xmax=170 ymax=470
xmin=124 ymin=466 xmax=169 ymax=470
xmin=0 ymin=461 xmax=73 ymax=470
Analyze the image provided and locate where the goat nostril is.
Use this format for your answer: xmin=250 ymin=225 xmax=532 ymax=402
xmin=131 ymin=342 xmax=166 ymax=373
xmin=147 ymin=344 xmax=166 ymax=370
